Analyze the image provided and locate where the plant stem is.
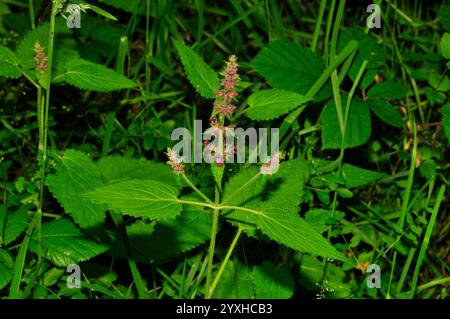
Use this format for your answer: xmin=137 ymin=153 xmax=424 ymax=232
xmin=207 ymin=227 xmax=244 ymax=298
xmin=409 ymin=185 xmax=446 ymax=298
xmin=181 ymin=174 xmax=213 ymax=204
xmin=205 ymin=186 xmax=220 ymax=298
xmin=28 ymin=0 xmax=35 ymax=29
xmin=311 ymin=0 xmax=326 ymax=53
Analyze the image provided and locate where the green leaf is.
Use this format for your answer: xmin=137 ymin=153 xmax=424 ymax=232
xmin=321 ymin=96 xmax=371 ymax=149
xmin=0 ymin=45 xmax=21 ymax=78
xmin=84 ymin=180 xmax=182 ymax=220
xmin=299 ymin=255 xmax=351 ymax=298
xmin=53 ymin=58 xmax=137 ymax=91
xmin=368 ymin=98 xmax=404 ymax=128
xmin=211 ymin=164 xmax=224 ymax=190
xmin=440 ymin=33 xmax=450 ymax=59
xmin=173 ymin=40 xmax=220 ymax=98
xmin=0 ymin=249 xmax=14 ymax=290
xmin=212 ymin=260 xmax=254 ymax=298
xmin=29 ymin=218 xmax=109 ymax=267
xmin=246 ymin=89 xmax=310 ymax=120
xmin=73 ymin=0 xmax=118 ymax=21
xmin=97 ymin=156 xmax=181 ymax=190
xmin=0 ymin=206 xmax=30 ymax=245
xmin=256 ymin=205 xmax=345 ymax=260
xmin=251 ymin=40 xmax=331 ymax=101
xmin=252 ymin=261 xmax=294 ymax=298
xmin=126 ymin=200 xmax=211 ymax=262
xmin=98 ymin=0 xmax=146 ymax=15
xmin=341 ymin=163 xmax=387 ymax=188
xmin=46 ymin=149 xmax=106 ymax=229
xmin=222 ymin=160 xmax=343 ymax=260
xmin=305 ymin=209 xmax=334 ymax=234
xmin=367 ymin=81 xmax=407 ymax=100
xmin=439 ymin=5 xmax=450 ymax=32
xmin=338 ymin=29 xmax=386 ymax=87
xmin=441 ymin=104 xmax=450 ymax=143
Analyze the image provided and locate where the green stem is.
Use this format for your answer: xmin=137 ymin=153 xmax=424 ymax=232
xmin=181 ymin=174 xmax=213 ymax=204
xmin=409 ymin=185 xmax=446 ymax=298
xmin=311 ymin=0 xmax=327 ymax=53
xmin=9 ymin=214 xmax=37 ymax=298
xmin=205 ymin=187 xmax=220 ymax=298
xmin=207 ymin=227 xmax=244 ymax=298
xmin=28 ymin=0 xmax=35 ymax=29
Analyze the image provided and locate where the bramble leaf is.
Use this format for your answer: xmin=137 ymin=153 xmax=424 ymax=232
xmin=0 ymin=45 xmax=22 ymax=78
xmin=251 ymin=40 xmax=331 ymax=101
xmin=321 ymin=95 xmax=371 ymax=149
xmin=341 ymin=164 xmax=387 ymax=188
xmin=368 ymin=98 xmax=404 ymax=128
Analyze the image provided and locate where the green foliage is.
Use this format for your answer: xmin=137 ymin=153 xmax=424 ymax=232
xmin=321 ymin=96 xmax=371 ymax=149
xmin=252 ymin=261 xmax=294 ymax=298
xmin=368 ymin=98 xmax=404 ymax=128
xmin=0 ymin=249 xmax=14 ymax=290
xmin=0 ymin=206 xmax=30 ymax=245
xmin=46 ymin=150 xmax=106 ymax=229
xmin=29 ymin=218 xmax=109 ymax=267
xmin=251 ymin=40 xmax=331 ymax=101
xmin=367 ymin=81 xmax=407 ymax=100
xmin=54 ymin=58 xmax=137 ymax=91
xmin=212 ymin=260 xmax=254 ymax=298
xmin=441 ymin=104 xmax=450 ymax=142
xmin=0 ymin=45 xmax=21 ymax=78
xmin=127 ymin=200 xmax=211 ymax=262
xmin=223 ymin=160 xmax=345 ymax=260
xmin=246 ymin=89 xmax=310 ymax=120
xmin=84 ymin=180 xmax=182 ymax=220
xmin=174 ymin=40 xmax=220 ymax=98
xmin=341 ymin=164 xmax=387 ymax=188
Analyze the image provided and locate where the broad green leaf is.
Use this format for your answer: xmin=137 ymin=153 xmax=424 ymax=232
xmin=0 ymin=45 xmax=21 ymax=78
xmin=368 ymin=98 xmax=404 ymax=128
xmin=252 ymin=261 xmax=294 ymax=298
xmin=97 ymin=156 xmax=181 ymax=190
xmin=126 ymin=200 xmax=211 ymax=262
xmin=441 ymin=104 xmax=450 ymax=143
xmin=321 ymin=96 xmax=371 ymax=149
xmin=440 ymin=33 xmax=450 ymax=59
xmin=222 ymin=160 xmax=343 ymax=260
xmin=84 ymin=180 xmax=182 ymax=220
xmin=367 ymin=81 xmax=407 ymax=100
xmin=53 ymin=58 xmax=137 ymax=91
xmin=305 ymin=209 xmax=334 ymax=234
xmin=174 ymin=40 xmax=220 ymax=98
xmin=341 ymin=163 xmax=387 ymax=188
xmin=211 ymin=164 xmax=224 ymax=190
xmin=29 ymin=218 xmax=109 ymax=267
xmin=251 ymin=40 xmax=331 ymax=101
xmin=246 ymin=89 xmax=310 ymax=120
xmin=212 ymin=260 xmax=254 ymax=298
xmin=0 ymin=206 xmax=30 ymax=245
xmin=338 ymin=28 xmax=386 ymax=87
xmin=256 ymin=205 xmax=345 ymax=260
xmin=46 ymin=149 xmax=106 ymax=229
xmin=299 ymin=255 xmax=352 ymax=298
xmin=0 ymin=249 xmax=13 ymax=290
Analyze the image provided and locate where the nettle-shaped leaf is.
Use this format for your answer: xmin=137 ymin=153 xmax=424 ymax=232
xmin=173 ymin=39 xmax=220 ymax=98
